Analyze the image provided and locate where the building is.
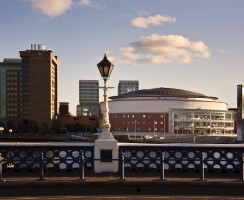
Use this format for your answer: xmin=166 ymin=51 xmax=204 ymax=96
xmin=77 ymin=80 xmax=99 ymax=116
xmin=0 ymin=58 xmax=22 ymax=122
xmin=59 ymin=102 xmax=69 ymax=116
xmin=118 ymin=80 xmax=139 ymax=96
xmin=0 ymin=44 xmax=59 ymax=126
xmin=105 ymin=87 xmax=236 ymax=135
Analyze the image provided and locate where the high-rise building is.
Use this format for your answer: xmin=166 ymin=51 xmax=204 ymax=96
xmin=0 ymin=58 xmax=22 ymax=121
xmin=0 ymin=44 xmax=59 ymax=126
xmin=77 ymin=80 xmax=99 ymax=116
xmin=118 ymin=80 xmax=139 ymax=96
xmin=19 ymin=44 xmax=59 ymax=125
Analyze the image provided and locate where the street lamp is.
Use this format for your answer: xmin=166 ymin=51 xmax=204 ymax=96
xmin=134 ymin=120 xmax=137 ymax=139
xmin=164 ymin=114 xmax=165 ymax=138
xmin=154 ymin=121 xmax=156 ymax=137
xmin=97 ymin=54 xmax=114 ymax=139
xmin=0 ymin=127 xmax=4 ymax=142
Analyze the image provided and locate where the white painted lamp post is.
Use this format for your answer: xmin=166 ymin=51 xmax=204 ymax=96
xmin=97 ymin=54 xmax=114 ymax=139
xmin=95 ymin=54 xmax=118 ymax=173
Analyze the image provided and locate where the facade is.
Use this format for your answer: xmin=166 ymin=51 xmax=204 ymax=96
xmin=105 ymin=87 xmax=236 ymax=135
xmin=19 ymin=44 xmax=59 ymax=126
xmin=77 ymin=80 xmax=99 ymax=116
xmin=0 ymin=44 xmax=59 ymax=126
xmin=59 ymin=115 xmax=97 ymax=131
xmin=118 ymin=80 xmax=139 ymax=96
xmin=237 ymin=85 xmax=244 ymax=141
xmin=59 ymin=102 xmax=69 ymax=116
xmin=0 ymin=58 xmax=22 ymax=122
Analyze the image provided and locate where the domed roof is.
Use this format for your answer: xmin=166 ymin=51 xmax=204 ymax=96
xmin=109 ymin=87 xmax=218 ymax=100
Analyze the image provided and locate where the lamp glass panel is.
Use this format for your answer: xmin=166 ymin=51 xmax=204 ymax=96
xmin=108 ymin=65 xmax=114 ymax=77
xmin=98 ymin=65 xmax=104 ymax=77
xmin=104 ymin=66 xmax=109 ymax=76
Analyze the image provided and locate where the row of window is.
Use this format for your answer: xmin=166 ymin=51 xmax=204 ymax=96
xmin=7 ymin=103 xmax=18 ymax=106
xmin=7 ymin=108 xmax=17 ymax=111
xmin=7 ymin=88 xmax=18 ymax=91
xmin=7 ymin=82 xmax=18 ymax=86
xmin=6 ymin=72 xmax=18 ymax=75
xmin=7 ymin=113 xmax=18 ymax=117
xmin=7 ymin=77 xmax=18 ymax=80
xmin=111 ymin=127 xmax=165 ymax=132
xmin=111 ymin=114 xmax=166 ymax=119
xmin=111 ymin=121 xmax=164 ymax=125
xmin=7 ymin=93 xmax=18 ymax=96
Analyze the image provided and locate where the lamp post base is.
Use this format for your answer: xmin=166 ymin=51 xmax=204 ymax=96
xmin=94 ymin=129 xmax=118 ymax=173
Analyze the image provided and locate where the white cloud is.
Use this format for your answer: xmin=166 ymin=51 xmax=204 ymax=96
xmin=29 ymin=0 xmax=73 ymax=17
xmin=136 ymin=10 xmax=150 ymax=17
xmin=79 ymin=0 xmax=103 ymax=8
xmin=131 ymin=14 xmax=176 ymax=28
xmin=111 ymin=34 xmax=210 ymax=66
xmin=219 ymin=49 xmax=228 ymax=54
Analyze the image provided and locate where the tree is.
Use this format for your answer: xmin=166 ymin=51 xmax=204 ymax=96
xmin=17 ymin=120 xmax=28 ymax=133
xmin=40 ymin=122 xmax=49 ymax=135
xmin=5 ymin=120 xmax=14 ymax=132
xmin=28 ymin=120 xmax=39 ymax=134
xmin=51 ymin=119 xmax=61 ymax=134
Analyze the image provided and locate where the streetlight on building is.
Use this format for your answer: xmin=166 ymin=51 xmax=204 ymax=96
xmin=97 ymin=54 xmax=114 ymax=139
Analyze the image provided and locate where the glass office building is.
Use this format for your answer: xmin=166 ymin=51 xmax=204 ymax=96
xmin=77 ymin=80 xmax=99 ymax=116
xmin=118 ymin=80 xmax=139 ymax=96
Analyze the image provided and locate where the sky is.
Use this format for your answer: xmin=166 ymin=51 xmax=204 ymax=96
xmin=0 ymin=0 xmax=244 ymax=114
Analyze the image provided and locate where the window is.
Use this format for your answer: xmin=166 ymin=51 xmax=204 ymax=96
xmin=132 ymin=115 xmax=134 ymax=118
xmin=143 ymin=121 xmax=145 ymax=124
xmin=160 ymin=121 xmax=164 ymax=125
xmin=154 ymin=121 xmax=158 ymax=124
xmin=155 ymin=128 xmax=158 ymax=131
xmin=137 ymin=121 xmax=140 ymax=124
xmin=127 ymin=121 xmax=130 ymax=124
xmin=143 ymin=115 xmax=146 ymax=118
xmin=137 ymin=115 xmax=140 ymax=118
xmin=127 ymin=115 xmax=130 ymax=118
xmin=122 ymin=121 xmax=125 ymax=124
xmin=148 ymin=121 xmax=151 ymax=124
xmin=154 ymin=115 xmax=158 ymax=118
xmin=148 ymin=115 xmax=151 ymax=118
xmin=123 ymin=115 xmax=125 ymax=118
xmin=148 ymin=128 xmax=151 ymax=131
xmin=160 ymin=115 xmax=164 ymax=118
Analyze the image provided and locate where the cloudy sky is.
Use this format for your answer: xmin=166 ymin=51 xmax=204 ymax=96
xmin=0 ymin=0 xmax=244 ymax=114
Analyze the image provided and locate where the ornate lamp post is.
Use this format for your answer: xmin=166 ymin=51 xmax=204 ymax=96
xmin=97 ymin=54 xmax=114 ymax=139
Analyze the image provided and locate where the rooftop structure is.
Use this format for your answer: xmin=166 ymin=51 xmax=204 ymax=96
xmin=118 ymin=80 xmax=139 ymax=96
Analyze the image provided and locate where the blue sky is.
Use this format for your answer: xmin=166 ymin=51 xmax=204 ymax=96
xmin=0 ymin=0 xmax=244 ymax=114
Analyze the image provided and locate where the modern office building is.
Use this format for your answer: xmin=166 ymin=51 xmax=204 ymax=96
xmin=0 ymin=58 xmax=22 ymax=122
xmin=77 ymin=80 xmax=99 ymax=116
xmin=105 ymin=87 xmax=236 ymax=135
xmin=118 ymin=80 xmax=139 ymax=96
xmin=0 ymin=44 xmax=59 ymax=126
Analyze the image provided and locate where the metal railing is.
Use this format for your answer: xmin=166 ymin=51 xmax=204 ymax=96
xmin=1 ymin=151 xmax=244 ymax=182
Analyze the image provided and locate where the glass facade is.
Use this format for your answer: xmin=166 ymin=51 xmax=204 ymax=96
xmin=118 ymin=80 xmax=139 ymax=96
xmin=171 ymin=109 xmax=236 ymax=135
xmin=77 ymin=80 xmax=99 ymax=116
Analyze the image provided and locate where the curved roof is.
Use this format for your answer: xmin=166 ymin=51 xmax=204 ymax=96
xmin=110 ymin=87 xmax=218 ymax=100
